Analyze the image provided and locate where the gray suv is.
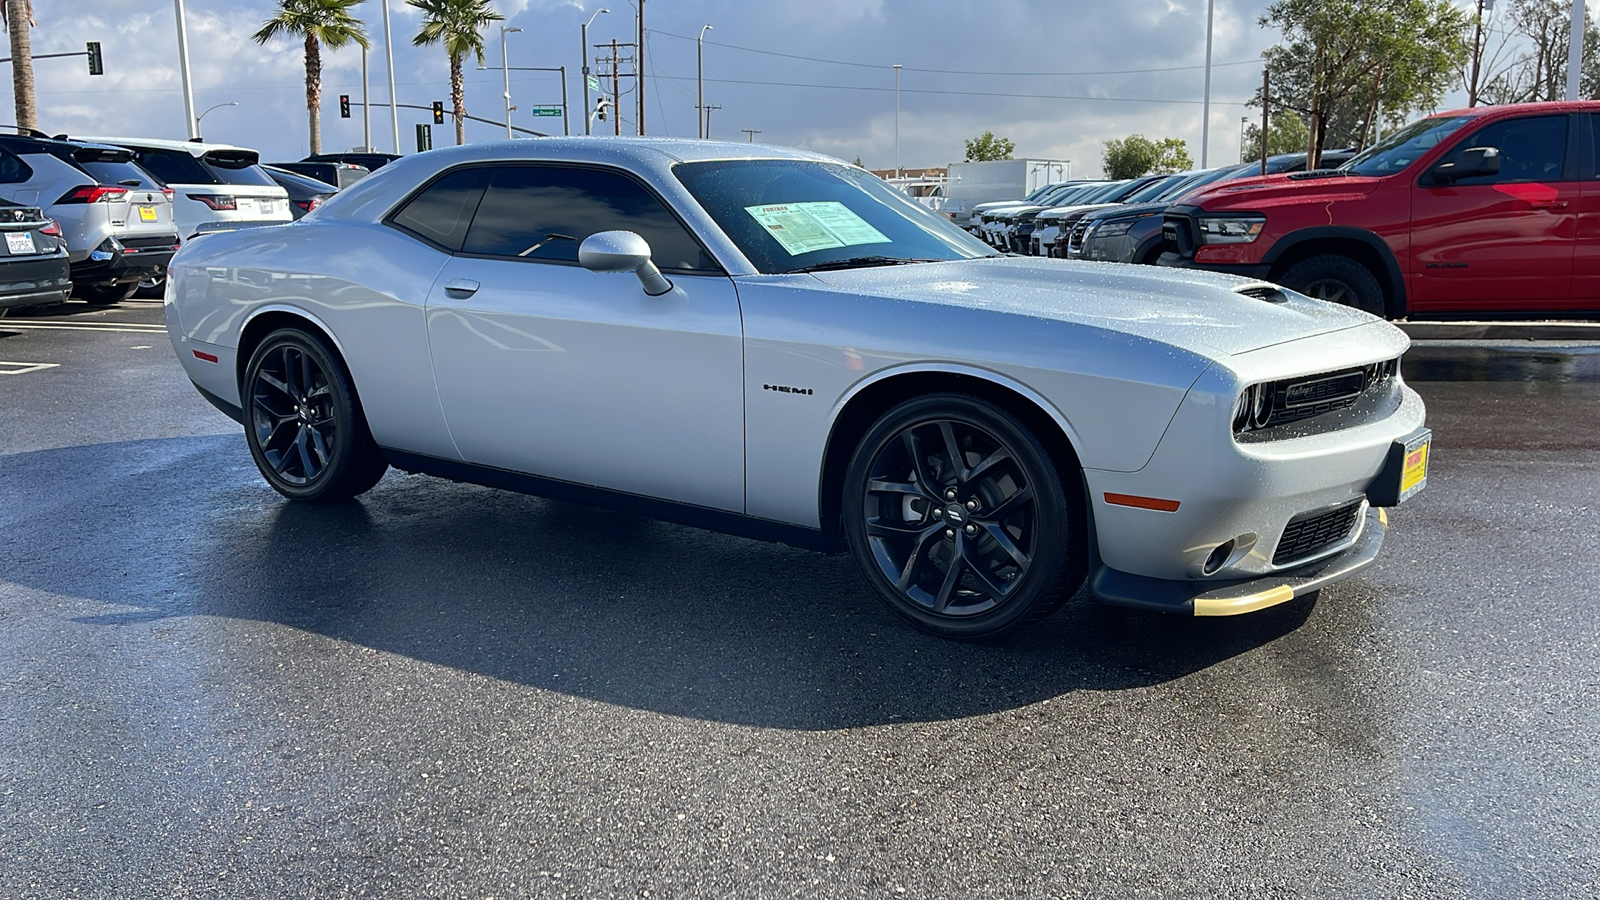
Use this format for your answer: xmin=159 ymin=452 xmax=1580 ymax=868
xmin=0 ymin=135 xmax=178 ymax=303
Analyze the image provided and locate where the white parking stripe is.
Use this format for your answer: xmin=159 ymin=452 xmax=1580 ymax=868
xmin=0 ymin=361 xmax=60 ymax=375
xmin=0 ymin=322 xmax=166 ymax=334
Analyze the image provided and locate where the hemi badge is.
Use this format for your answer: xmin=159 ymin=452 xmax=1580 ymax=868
xmin=193 ymin=350 xmax=219 ymax=363
xmin=1104 ymin=492 xmax=1181 ymax=513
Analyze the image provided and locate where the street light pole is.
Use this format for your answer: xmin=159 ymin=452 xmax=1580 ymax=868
xmin=581 ymin=8 xmax=609 ymax=136
xmin=742 ymin=128 xmax=760 ymax=142
xmin=697 ymin=24 xmax=712 ymax=139
xmin=361 ymin=45 xmax=371 ymax=150
xmin=893 ymin=63 xmax=902 ymax=179
xmin=173 ymin=0 xmax=198 ymax=139
xmin=500 ymin=25 xmax=523 ymax=139
xmin=1239 ymin=116 xmax=1248 ymax=163
xmin=382 ymin=0 xmax=399 ymax=153
xmin=195 ymin=101 xmax=237 ymax=141
xmin=1201 ymin=0 xmax=1214 ymax=167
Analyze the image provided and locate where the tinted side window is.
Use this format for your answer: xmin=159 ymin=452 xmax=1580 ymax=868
xmin=0 ymin=147 xmax=33 ymax=184
xmin=389 ymin=167 xmax=488 ymax=251
xmin=132 ymin=148 xmax=216 ymax=185
xmin=1440 ymin=115 xmax=1568 ymax=185
xmin=462 ymin=165 xmax=718 ymax=271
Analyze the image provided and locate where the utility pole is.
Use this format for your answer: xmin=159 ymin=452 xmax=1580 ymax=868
xmin=742 ymin=128 xmax=760 ymax=142
xmin=174 ymin=0 xmax=198 ymax=139
xmin=697 ymin=24 xmax=712 ymax=139
xmin=382 ymin=0 xmax=399 ymax=153
xmin=1201 ymin=0 xmax=1214 ymax=167
xmin=580 ymin=8 xmax=608 ymax=136
xmin=1468 ymin=0 xmax=1486 ymax=106
xmin=703 ymin=104 xmax=720 ymax=139
xmin=595 ymin=38 xmax=636 ymax=137
xmin=1568 ymin=0 xmax=1586 ymax=100
xmin=1260 ymin=69 xmax=1270 ymax=177
xmin=636 ymin=0 xmax=646 ymax=135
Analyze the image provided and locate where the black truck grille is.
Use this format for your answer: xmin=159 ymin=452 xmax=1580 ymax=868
xmin=1067 ymin=219 xmax=1093 ymax=255
xmin=1274 ymin=501 xmax=1363 ymax=565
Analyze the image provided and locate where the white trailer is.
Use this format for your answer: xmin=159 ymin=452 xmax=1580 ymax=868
xmin=943 ymin=158 xmax=1071 ymax=226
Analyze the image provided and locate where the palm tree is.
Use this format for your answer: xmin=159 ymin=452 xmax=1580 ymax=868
xmin=252 ymin=0 xmax=369 ymax=156
xmin=409 ymin=0 xmax=502 ymax=145
xmin=4 ymin=0 xmax=36 ymax=133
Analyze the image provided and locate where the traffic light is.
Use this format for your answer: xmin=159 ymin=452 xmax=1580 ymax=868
xmin=339 ymin=94 xmax=350 ymax=118
xmin=431 ymin=101 xmax=444 ymax=125
xmin=86 ymin=41 xmax=103 ymax=76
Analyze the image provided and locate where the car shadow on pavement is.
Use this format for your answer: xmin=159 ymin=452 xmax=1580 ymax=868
xmin=3 ymin=435 xmax=1316 ymax=731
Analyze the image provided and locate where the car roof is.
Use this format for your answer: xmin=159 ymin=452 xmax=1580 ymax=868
xmin=0 ymin=134 xmax=133 ymax=157
xmin=72 ymin=136 xmax=258 ymax=157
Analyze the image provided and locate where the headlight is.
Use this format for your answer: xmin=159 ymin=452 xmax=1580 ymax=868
xmin=1197 ymin=215 xmax=1267 ymax=244
xmin=1088 ymin=220 xmax=1136 ymax=239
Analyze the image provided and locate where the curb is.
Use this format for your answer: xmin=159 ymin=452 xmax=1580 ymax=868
xmin=1397 ymin=321 xmax=1600 ymax=341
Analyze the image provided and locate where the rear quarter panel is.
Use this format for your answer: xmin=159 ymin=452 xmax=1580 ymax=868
xmin=167 ymin=221 xmax=460 ymax=459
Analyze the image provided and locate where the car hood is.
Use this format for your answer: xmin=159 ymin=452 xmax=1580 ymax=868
xmin=802 ymin=257 xmax=1376 ymax=357
xmin=1038 ymin=202 xmax=1119 ymax=219
xmin=1182 ymin=171 xmax=1382 ymax=210
xmin=1085 ymin=201 xmax=1167 ymax=223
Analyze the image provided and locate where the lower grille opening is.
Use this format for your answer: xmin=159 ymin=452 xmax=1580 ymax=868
xmin=1274 ymin=501 xmax=1363 ymax=566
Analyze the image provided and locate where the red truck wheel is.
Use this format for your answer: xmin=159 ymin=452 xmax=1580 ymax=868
xmin=1279 ymin=255 xmax=1386 ymax=317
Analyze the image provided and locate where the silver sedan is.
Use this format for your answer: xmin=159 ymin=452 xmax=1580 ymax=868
xmin=164 ymin=139 xmax=1429 ymax=638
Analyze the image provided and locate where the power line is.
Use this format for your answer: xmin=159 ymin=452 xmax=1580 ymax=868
xmin=650 ymin=73 xmax=1254 ymax=107
xmin=649 ymin=28 xmax=1262 ymax=77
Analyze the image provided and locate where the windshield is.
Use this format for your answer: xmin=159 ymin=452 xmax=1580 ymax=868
xmin=674 ymin=159 xmax=996 ymax=274
xmin=1126 ymin=174 xmax=1183 ymax=204
xmin=1340 ymin=116 xmax=1474 ymax=177
xmin=1079 ymin=180 xmax=1129 ymax=203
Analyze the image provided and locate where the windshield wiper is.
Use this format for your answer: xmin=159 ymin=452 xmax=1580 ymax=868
xmin=1287 ymin=169 xmax=1351 ymax=181
xmin=790 ymin=256 xmax=941 ymax=273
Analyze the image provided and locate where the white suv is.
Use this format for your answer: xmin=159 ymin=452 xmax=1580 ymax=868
xmin=77 ymin=137 xmax=292 ymax=240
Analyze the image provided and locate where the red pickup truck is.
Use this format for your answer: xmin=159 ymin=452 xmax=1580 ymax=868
xmin=1159 ymin=100 xmax=1600 ymax=318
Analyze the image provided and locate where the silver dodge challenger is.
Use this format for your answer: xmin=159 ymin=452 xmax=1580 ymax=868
xmin=164 ymin=138 xmax=1430 ymax=638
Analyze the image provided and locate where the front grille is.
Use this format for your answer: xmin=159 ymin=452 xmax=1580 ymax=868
xmin=1162 ymin=213 xmax=1195 ymax=257
xmin=1237 ymin=358 xmax=1401 ymax=432
xmin=1274 ymin=501 xmax=1363 ymax=566
xmin=1067 ymin=219 xmax=1093 ymax=255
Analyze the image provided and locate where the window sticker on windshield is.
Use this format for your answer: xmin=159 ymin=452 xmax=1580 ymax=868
xmin=744 ymin=202 xmax=890 ymax=256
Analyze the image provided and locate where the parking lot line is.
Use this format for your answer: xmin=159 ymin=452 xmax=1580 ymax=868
xmin=0 ymin=361 xmax=60 ymax=375
xmin=0 ymin=321 xmax=166 ymax=334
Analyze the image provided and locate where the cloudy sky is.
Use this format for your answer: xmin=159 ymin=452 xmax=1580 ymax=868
xmin=27 ymin=0 xmax=1448 ymax=176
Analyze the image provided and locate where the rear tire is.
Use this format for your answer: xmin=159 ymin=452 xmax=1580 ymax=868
xmin=75 ymin=282 xmax=137 ymax=305
xmin=1279 ymin=254 xmax=1386 ymax=317
xmin=842 ymin=394 xmax=1087 ymax=639
xmin=241 ymin=328 xmax=388 ymax=502
xmin=133 ymin=270 xmax=166 ymax=299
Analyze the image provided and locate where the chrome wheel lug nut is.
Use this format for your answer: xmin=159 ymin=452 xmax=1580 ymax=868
xmin=964 ymin=524 xmax=977 ymax=534
xmin=945 ymin=489 xmax=957 ymax=501
xmin=932 ymin=508 xmax=943 ymax=517
xmin=945 ymin=529 xmax=955 ymax=539
xmin=966 ymin=499 xmax=978 ymax=510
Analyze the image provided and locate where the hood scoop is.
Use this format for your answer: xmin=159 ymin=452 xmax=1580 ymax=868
xmin=1234 ymin=282 xmax=1289 ymax=304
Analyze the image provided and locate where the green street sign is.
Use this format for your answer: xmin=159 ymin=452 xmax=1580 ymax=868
xmin=586 ymin=75 xmax=601 ymax=92
xmin=530 ymin=107 xmax=563 ymax=117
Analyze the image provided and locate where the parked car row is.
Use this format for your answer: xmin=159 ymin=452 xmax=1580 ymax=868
xmin=0 ymin=130 xmax=370 ymax=311
xmin=964 ymin=151 xmax=1357 ymax=265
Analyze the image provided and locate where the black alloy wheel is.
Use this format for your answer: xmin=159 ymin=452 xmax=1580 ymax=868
xmin=243 ymin=328 xmax=388 ymax=502
xmin=843 ymin=394 xmax=1086 ymax=638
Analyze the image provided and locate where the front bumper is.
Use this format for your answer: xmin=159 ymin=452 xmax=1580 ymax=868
xmin=1091 ymin=506 xmax=1387 ymax=615
xmin=1155 ymin=250 xmax=1271 ymax=280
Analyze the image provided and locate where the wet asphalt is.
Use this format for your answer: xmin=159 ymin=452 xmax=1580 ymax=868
xmin=1 ymin=300 xmax=1597 ymax=899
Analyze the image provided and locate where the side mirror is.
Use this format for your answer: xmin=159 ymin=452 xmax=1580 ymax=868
xmin=1432 ymin=146 xmax=1500 ymax=184
xmin=577 ymin=230 xmax=673 ymax=296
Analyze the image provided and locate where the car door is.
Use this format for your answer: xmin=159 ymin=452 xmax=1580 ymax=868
xmin=1409 ymin=113 xmax=1578 ymax=311
xmin=1570 ymin=113 xmax=1600 ymax=307
xmin=421 ymin=162 xmax=746 ymax=512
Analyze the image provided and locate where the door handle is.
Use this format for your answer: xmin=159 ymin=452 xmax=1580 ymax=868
xmin=443 ymin=278 xmax=480 ymax=297
xmin=1530 ymin=200 xmax=1570 ymax=210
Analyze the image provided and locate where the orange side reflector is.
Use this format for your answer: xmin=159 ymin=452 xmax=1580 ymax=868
xmin=1104 ymin=492 xmax=1181 ymax=513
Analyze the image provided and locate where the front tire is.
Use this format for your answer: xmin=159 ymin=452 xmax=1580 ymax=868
xmin=242 ymin=328 xmax=388 ymax=502
xmin=1279 ymin=254 xmax=1386 ymax=317
xmin=842 ymin=394 xmax=1087 ymax=639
